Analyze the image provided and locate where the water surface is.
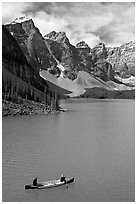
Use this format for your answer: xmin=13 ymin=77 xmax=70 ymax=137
xmin=2 ymin=99 xmax=135 ymax=202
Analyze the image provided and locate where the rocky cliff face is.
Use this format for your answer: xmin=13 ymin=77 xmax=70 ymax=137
xmin=76 ymin=42 xmax=115 ymax=81
xmin=106 ymin=41 xmax=135 ymax=78
xmin=45 ymin=31 xmax=80 ymax=80
xmin=2 ymin=25 xmax=34 ymax=84
xmin=76 ymin=41 xmax=92 ymax=73
xmin=5 ymin=17 xmax=57 ymax=71
xmin=2 ymin=25 xmax=28 ymax=66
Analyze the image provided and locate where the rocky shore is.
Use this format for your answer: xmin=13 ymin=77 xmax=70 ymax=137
xmin=2 ymin=99 xmax=60 ymax=117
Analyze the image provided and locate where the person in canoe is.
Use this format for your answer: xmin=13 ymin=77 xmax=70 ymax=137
xmin=60 ymin=175 xmax=66 ymax=183
xmin=33 ymin=177 xmax=38 ymax=186
xmin=60 ymin=175 xmax=69 ymax=188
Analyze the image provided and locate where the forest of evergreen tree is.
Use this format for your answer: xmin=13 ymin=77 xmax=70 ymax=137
xmin=2 ymin=64 xmax=60 ymax=110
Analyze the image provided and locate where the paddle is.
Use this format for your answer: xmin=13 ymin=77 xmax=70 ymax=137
xmin=65 ymin=180 xmax=68 ymax=188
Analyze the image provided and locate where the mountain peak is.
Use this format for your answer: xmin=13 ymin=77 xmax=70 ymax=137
xmin=44 ymin=31 xmax=57 ymax=39
xmin=11 ymin=16 xmax=32 ymax=24
xmin=95 ymin=42 xmax=106 ymax=48
xmin=44 ymin=31 xmax=68 ymax=44
xmin=76 ymin=41 xmax=89 ymax=48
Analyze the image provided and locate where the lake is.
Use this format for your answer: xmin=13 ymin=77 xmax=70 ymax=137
xmin=2 ymin=99 xmax=135 ymax=202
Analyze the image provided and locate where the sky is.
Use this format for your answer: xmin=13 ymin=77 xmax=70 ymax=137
xmin=2 ymin=2 xmax=135 ymax=48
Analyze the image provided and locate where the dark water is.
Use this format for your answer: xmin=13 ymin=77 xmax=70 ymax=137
xmin=2 ymin=99 xmax=135 ymax=202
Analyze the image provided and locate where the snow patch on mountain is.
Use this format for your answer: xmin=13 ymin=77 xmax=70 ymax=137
xmin=11 ymin=17 xmax=30 ymax=24
xmin=115 ymin=75 xmax=135 ymax=86
xmin=106 ymin=81 xmax=135 ymax=90
xmin=57 ymin=64 xmax=65 ymax=72
xmin=57 ymin=64 xmax=65 ymax=78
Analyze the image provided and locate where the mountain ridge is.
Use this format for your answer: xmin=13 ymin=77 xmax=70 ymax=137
xmin=3 ymin=17 xmax=135 ymax=98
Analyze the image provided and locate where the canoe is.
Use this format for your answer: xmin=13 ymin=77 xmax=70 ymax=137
xmin=25 ymin=177 xmax=74 ymax=189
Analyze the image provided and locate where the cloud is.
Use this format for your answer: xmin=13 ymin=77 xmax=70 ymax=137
xmin=93 ymin=4 xmax=135 ymax=47
xmin=2 ymin=2 xmax=135 ymax=47
xmin=2 ymin=2 xmax=32 ymax=24
xmin=32 ymin=11 xmax=68 ymax=35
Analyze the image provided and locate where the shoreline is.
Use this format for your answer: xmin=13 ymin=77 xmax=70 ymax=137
xmin=2 ymin=99 xmax=61 ymax=117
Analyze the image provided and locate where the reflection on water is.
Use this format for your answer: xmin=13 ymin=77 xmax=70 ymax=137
xmin=2 ymin=99 xmax=135 ymax=202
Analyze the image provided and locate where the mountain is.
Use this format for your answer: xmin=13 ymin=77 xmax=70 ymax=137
xmin=75 ymin=41 xmax=92 ymax=72
xmin=44 ymin=33 xmax=115 ymax=81
xmin=44 ymin=33 xmax=121 ymax=82
xmin=3 ymin=17 xmax=135 ymax=99
xmin=5 ymin=17 xmax=135 ymax=81
xmin=44 ymin=31 xmax=80 ymax=80
xmin=78 ymin=42 xmax=115 ymax=81
xmin=76 ymin=40 xmax=135 ymax=81
xmin=2 ymin=25 xmax=28 ymax=66
xmin=5 ymin=17 xmax=57 ymax=71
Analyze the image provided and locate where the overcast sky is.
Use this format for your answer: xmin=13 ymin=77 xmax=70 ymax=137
xmin=2 ymin=2 xmax=135 ymax=48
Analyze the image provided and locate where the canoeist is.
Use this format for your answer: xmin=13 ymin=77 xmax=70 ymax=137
xmin=60 ymin=175 xmax=66 ymax=183
xmin=33 ymin=177 xmax=38 ymax=186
